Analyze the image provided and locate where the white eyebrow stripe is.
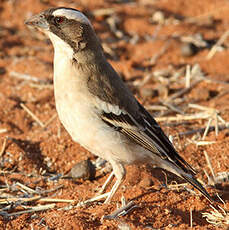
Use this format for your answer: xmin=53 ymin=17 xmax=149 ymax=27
xmin=53 ymin=9 xmax=91 ymax=25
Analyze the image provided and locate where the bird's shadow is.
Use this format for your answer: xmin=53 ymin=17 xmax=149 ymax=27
xmin=10 ymin=138 xmax=54 ymax=174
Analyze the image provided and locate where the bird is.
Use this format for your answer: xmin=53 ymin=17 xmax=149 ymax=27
xmin=25 ymin=7 xmax=213 ymax=204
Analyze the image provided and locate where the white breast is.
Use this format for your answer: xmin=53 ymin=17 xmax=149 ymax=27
xmin=54 ymin=57 xmax=95 ymax=141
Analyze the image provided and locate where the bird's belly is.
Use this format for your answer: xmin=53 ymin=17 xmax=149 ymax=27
xmin=55 ymin=94 xmax=98 ymax=146
xmin=55 ymin=95 xmax=148 ymax=164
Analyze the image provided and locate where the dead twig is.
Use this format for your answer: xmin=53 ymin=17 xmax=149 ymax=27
xmin=203 ymin=151 xmax=216 ymax=184
xmin=207 ymin=30 xmax=229 ymax=59
xmin=202 ymin=205 xmax=229 ymax=227
xmin=144 ymin=105 xmax=168 ymax=111
xmin=155 ymin=112 xmax=210 ymax=122
xmin=10 ymin=71 xmax=46 ymax=83
xmin=0 ymin=196 xmax=41 ymax=205
xmin=161 ymin=100 xmax=184 ymax=114
xmin=0 ymin=195 xmax=74 ymax=206
xmin=188 ymin=103 xmax=223 ymax=140
xmin=0 ymin=204 xmax=56 ymax=217
xmin=202 ymin=117 xmax=213 ymax=140
xmin=178 ymin=123 xmax=229 ymax=137
xmin=20 ymin=103 xmax=45 ymax=128
xmin=76 ymin=192 xmax=110 ymax=207
xmin=185 ymin=65 xmax=191 ymax=88
xmin=192 ymin=140 xmax=216 ymax=146
xmin=16 ymin=182 xmax=38 ymax=194
xmin=29 ymin=82 xmax=53 ymax=89
xmin=165 ymin=79 xmax=202 ymax=102
xmin=103 ymin=201 xmax=137 ymax=220
xmin=92 ymin=8 xmax=115 ymax=17
xmin=0 ymin=137 xmax=7 ymax=157
xmin=0 ymin=128 xmax=7 ymax=134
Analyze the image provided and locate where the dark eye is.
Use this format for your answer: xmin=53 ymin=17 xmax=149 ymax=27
xmin=54 ymin=16 xmax=65 ymax=24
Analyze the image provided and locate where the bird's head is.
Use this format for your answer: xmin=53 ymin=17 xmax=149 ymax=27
xmin=25 ymin=7 xmax=103 ymax=60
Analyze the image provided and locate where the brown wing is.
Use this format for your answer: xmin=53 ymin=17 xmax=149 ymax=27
xmin=101 ymin=101 xmax=196 ymax=175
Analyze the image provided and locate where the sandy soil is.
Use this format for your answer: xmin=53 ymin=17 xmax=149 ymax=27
xmin=1 ymin=0 xmax=229 ymax=229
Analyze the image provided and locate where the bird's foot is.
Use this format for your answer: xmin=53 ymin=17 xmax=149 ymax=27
xmin=76 ymin=192 xmax=111 ymax=207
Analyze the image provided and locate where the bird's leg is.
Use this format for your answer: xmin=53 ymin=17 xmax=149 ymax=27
xmin=97 ymin=171 xmax=115 ymax=195
xmin=104 ymin=178 xmax=123 ymax=203
xmin=104 ymin=162 xmax=126 ymax=204
xmin=77 ymin=162 xmax=125 ymax=205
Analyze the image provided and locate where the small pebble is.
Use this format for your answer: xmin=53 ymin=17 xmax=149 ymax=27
xmin=66 ymin=159 xmax=96 ymax=181
xmin=181 ymin=42 xmax=198 ymax=57
xmin=0 ymin=67 xmax=6 ymax=75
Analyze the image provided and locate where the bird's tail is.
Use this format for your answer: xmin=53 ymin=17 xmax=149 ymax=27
xmin=181 ymin=173 xmax=214 ymax=203
xmin=156 ymin=157 xmax=214 ymax=203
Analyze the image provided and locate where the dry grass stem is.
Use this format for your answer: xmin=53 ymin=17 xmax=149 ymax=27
xmin=103 ymin=201 xmax=137 ymax=220
xmin=0 ymin=196 xmax=74 ymax=205
xmin=166 ymin=79 xmax=202 ymax=102
xmin=161 ymin=101 xmax=184 ymax=114
xmin=218 ymin=115 xmax=227 ymax=125
xmin=0 ymin=137 xmax=7 ymax=157
xmin=202 ymin=205 xmax=229 ymax=227
xmin=144 ymin=105 xmax=168 ymax=111
xmin=155 ymin=112 xmax=210 ymax=122
xmin=180 ymin=35 xmax=207 ymax=48
xmin=190 ymin=208 xmax=193 ymax=228
xmin=29 ymin=82 xmax=53 ymax=89
xmin=167 ymin=181 xmax=198 ymax=196
xmin=10 ymin=71 xmax=44 ymax=83
xmin=2 ymin=204 xmax=56 ymax=217
xmin=20 ymin=103 xmax=45 ymax=128
xmin=37 ymin=184 xmax=64 ymax=195
xmin=76 ymin=192 xmax=111 ymax=207
xmin=185 ymin=65 xmax=191 ymax=88
xmin=203 ymin=169 xmax=213 ymax=186
xmin=37 ymin=198 xmax=75 ymax=203
xmin=203 ymin=151 xmax=216 ymax=184
xmin=202 ymin=117 xmax=213 ymax=140
xmin=179 ymin=123 xmax=229 ymax=137
xmin=0 ymin=129 xmax=7 ymax=134
xmin=15 ymin=182 xmax=38 ymax=194
xmin=0 ymin=196 xmax=41 ymax=205
xmin=92 ymin=8 xmax=115 ymax=17
xmin=214 ymin=112 xmax=219 ymax=136
xmin=188 ymin=103 xmax=218 ymax=112
xmin=188 ymin=103 xmax=223 ymax=139
xmin=207 ymin=30 xmax=229 ymax=59
xmin=194 ymin=141 xmax=216 ymax=146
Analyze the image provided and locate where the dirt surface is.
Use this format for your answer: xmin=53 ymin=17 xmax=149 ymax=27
xmin=1 ymin=0 xmax=229 ymax=229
